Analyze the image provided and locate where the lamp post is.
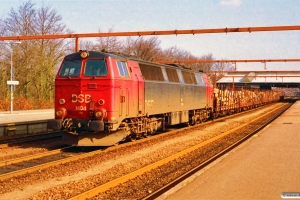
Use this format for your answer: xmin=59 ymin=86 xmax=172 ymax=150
xmin=3 ymin=41 xmax=21 ymax=113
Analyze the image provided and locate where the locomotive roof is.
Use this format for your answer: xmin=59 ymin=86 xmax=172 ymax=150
xmin=64 ymin=50 xmax=200 ymax=73
xmin=64 ymin=50 xmax=124 ymax=60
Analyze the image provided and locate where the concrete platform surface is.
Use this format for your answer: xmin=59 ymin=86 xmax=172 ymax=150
xmin=162 ymin=101 xmax=300 ymax=200
xmin=0 ymin=109 xmax=54 ymax=124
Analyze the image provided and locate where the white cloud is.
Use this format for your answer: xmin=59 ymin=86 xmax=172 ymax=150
xmin=220 ymin=0 xmax=242 ymax=6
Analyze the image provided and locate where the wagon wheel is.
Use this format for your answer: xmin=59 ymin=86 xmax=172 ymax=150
xmin=213 ymin=112 xmax=219 ymax=119
xmin=198 ymin=117 xmax=204 ymax=124
xmin=143 ymin=131 xmax=150 ymax=138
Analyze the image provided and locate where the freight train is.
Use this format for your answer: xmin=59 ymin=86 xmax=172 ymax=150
xmin=47 ymin=50 xmax=283 ymax=146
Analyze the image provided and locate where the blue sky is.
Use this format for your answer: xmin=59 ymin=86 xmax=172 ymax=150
xmin=1 ymin=0 xmax=300 ymax=70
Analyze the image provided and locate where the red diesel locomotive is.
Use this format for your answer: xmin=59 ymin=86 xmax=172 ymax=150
xmin=47 ymin=50 xmax=214 ymax=146
xmin=48 ymin=50 xmax=283 ymax=146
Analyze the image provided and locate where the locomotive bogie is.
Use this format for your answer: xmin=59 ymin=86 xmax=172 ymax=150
xmin=189 ymin=108 xmax=212 ymax=125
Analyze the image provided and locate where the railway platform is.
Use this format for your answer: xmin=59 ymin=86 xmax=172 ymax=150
xmin=0 ymin=109 xmax=54 ymax=124
xmin=160 ymin=101 xmax=300 ymax=200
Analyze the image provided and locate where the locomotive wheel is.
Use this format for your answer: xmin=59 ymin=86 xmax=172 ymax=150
xmin=127 ymin=134 xmax=137 ymax=142
xmin=143 ymin=132 xmax=150 ymax=138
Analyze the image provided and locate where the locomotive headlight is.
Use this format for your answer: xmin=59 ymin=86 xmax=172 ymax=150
xmin=80 ymin=50 xmax=89 ymax=58
xmin=94 ymin=108 xmax=107 ymax=119
xmin=59 ymin=99 xmax=65 ymax=104
xmin=56 ymin=107 xmax=67 ymax=119
xmin=56 ymin=110 xmax=63 ymax=117
xmin=98 ymin=99 xmax=105 ymax=105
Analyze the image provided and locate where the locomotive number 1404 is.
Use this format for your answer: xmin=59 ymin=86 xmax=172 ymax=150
xmin=76 ymin=105 xmax=87 ymax=111
xmin=72 ymin=94 xmax=91 ymax=111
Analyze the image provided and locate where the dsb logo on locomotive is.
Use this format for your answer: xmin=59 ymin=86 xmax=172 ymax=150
xmin=71 ymin=94 xmax=91 ymax=103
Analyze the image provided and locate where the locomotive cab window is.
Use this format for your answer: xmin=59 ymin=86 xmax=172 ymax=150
xmin=59 ymin=60 xmax=81 ymax=77
xmin=117 ymin=61 xmax=130 ymax=77
xmin=84 ymin=59 xmax=108 ymax=76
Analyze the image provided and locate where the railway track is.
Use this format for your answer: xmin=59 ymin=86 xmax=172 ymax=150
xmin=0 ymin=135 xmax=61 ymax=149
xmin=0 ymin=100 xmax=286 ymax=147
xmin=142 ymin=101 xmax=292 ymax=200
xmin=0 ymin=146 xmax=106 ymax=182
xmin=0 ymin=102 xmax=292 ymax=199
xmin=0 ymin=131 xmax=61 ymax=147
xmin=69 ymin=102 xmax=291 ymax=200
xmin=0 ymin=146 xmax=72 ymax=176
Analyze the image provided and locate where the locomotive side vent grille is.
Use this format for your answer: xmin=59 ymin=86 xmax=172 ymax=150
xmin=165 ymin=68 xmax=180 ymax=83
xmin=139 ymin=64 xmax=164 ymax=81
xmin=181 ymin=71 xmax=197 ymax=85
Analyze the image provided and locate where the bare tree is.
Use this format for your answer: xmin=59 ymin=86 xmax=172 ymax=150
xmin=209 ymin=61 xmax=235 ymax=85
xmin=93 ymin=28 xmax=123 ymax=52
xmin=122 ymin=36 xmax=161 ymax=61
xmin=0 ymin=18 xmax=10 ymax=99
xmin=4 ymin=1 xmax=36 ymax=36
xmin=79 ymin=40 xmax=98 ymax=51
xmin=158 ymin=46 xmax=214 ymax=72
xmin=122 ymin=37 xmax=136 ymax=56
xmin=212 ymin=61 xmax=235 ymax=72
xmin=3 ymin=1 xmax=72 ymax=104
xmin=159 ymin=46 xmax=191 ymax=60
xmin=194 ymin=54 xmax=214 ymax=72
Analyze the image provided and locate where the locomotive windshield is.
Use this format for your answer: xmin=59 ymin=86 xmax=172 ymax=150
xmin=84 ymin=59 xmax=108 ymax=76
xmin=59 ymin=60 xmax=81 ymax=77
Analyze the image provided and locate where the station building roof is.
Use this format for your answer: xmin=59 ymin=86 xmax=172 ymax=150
xmin=216 ymin=70 xmax=300 ymax=88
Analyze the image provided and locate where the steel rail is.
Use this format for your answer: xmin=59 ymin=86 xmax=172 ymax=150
xmin=0 ymin=147 xmax=105 ymax=182
xmin=143 ymin=102 xmax=292 ymax=199
xmin=0 ymin=147 xmax=71 ymax=167
xmin=143 ymin=104 xmax=292 ymax=200
xmin=0 ymin=131 xmax=61 ymax=148
xmin=0 ymin=144 xmax=8 ymax=149
xmin=69 ymin=103 xmax=290 ymax=200
xmin=0 ymin=102 xmax=249 ymax=182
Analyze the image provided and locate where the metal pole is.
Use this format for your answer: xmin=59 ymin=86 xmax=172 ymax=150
xmin=2 ymin=41 xmax=21 ymax=114
xmin=10 ymin=46 xmax=13 ymax=113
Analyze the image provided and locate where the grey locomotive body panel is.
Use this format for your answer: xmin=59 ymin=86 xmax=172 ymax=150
xmin=144 ymin=81 xmax=207 ymax=115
